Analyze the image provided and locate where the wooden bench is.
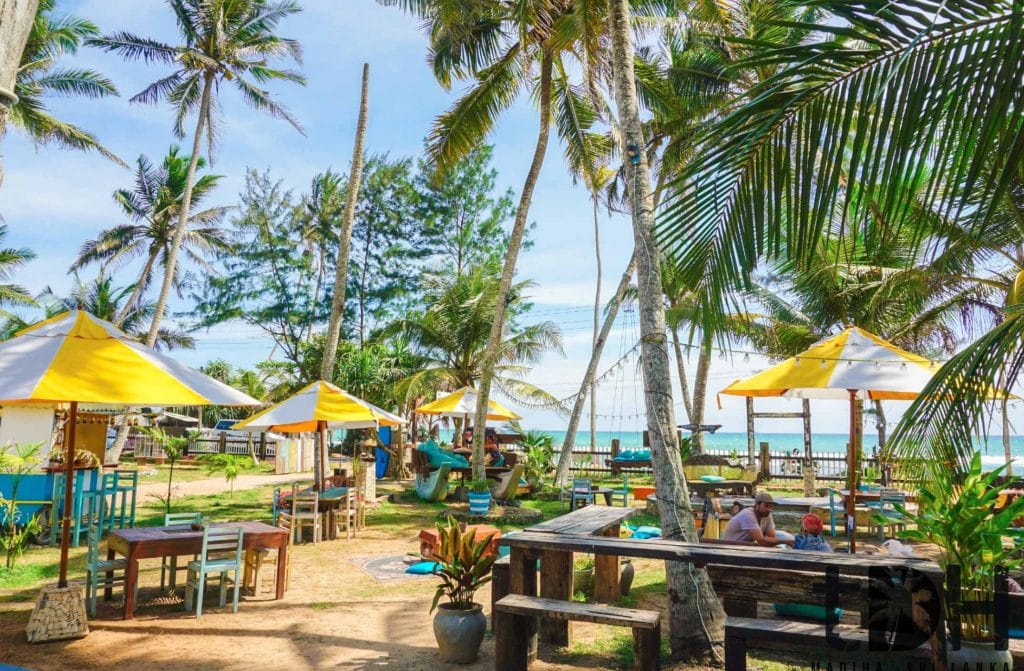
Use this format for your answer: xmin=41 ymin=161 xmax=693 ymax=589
xmin=494 ymin=594 xmax=661 ymax=671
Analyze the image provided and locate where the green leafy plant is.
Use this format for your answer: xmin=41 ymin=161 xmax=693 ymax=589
xmin=863 ymin=465 xmax=882 ymax=483
xmin=892 ymin=453 xmax=1024 ymax=641
xmin=144 ymin=427 xmax=191 ymax=514
xmin=199 ymin=453 xmax=247 ymax=497
xmin=468 ymin=479 xmax=490 ymax=494
xmin=679 ymin=436 xmax=694 ymax=462
xmin=521 ymin=431 xmax=554 ymax=488
xmin=428 ymin=516 xmax=497 ymax=612
xmin=0 ymin=443 xmax=44 ymax=570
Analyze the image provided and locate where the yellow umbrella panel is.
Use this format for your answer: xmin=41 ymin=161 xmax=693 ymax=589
xmin=416 ymin=386 xmax=522 ymax=421
xmin=233 ymin=380 xmax=405 ymax=433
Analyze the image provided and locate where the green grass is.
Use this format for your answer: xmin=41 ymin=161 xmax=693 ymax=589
xmin=135 ymin=484 xmax=279 ymax=526
xmin=132 ymin=461 xmax=274 ymax=486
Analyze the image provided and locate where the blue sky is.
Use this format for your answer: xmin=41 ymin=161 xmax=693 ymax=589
xmin=0 ymin=0 xmax=971 ymax=436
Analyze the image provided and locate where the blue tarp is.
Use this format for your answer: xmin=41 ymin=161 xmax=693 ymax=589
xmin=375 ymin=427 xmax=391 ymax=478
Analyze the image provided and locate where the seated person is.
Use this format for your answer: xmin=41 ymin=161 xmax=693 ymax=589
xmin=484 ymin=435 xmax=505 ymax=467
xmin=793 ymin=513 xmax=832 ymax=552
xmin=722 ymin=492 xmax=789 ymax=547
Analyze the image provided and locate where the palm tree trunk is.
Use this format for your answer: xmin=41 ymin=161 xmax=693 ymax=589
xmin=671 ymin=328 xmax=694 ymax=423
xmin=554 ymin=253 xmax=636 ymax=486
xmin=590 ymin=195 xmax=602 ymax=454
xmin=145 ymin=72 xmax=213 ymax=347
xmin=608 ymin=0 xmax=724 ymax=660
xmin=470 ymin=52 xmax=554 ymax=482
xmin=690 ymin=341 xmax=712 ymax=453
xmin=321 ymin=63 xmax=369 ymax=378
xmin=0 ymin=0 xmax=40 ymax=190
xmin=115 ymin=248 xmax=159 ymax=327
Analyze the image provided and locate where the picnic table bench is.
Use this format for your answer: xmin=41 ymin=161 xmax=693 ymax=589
xmin=497 ymin=519 xmax=948 ymax=671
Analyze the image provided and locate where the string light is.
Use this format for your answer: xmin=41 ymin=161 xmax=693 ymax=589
xmin=820 ymin=359 xmax=827 ymax=369
xmin=743 ymin=353 xmax=750 ymax=363
xmin=900 ymin=362 xmax=907 ymax=372
xmin=794 ymin=358 xmax=801 ymax=367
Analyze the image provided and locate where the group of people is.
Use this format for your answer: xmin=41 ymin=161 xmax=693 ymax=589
xmin=723 ymin=491 xmax=831 ymax=551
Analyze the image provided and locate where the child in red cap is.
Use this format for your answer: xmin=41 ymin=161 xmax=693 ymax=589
xmin=793 ymin=513 xmax=832 ymax=552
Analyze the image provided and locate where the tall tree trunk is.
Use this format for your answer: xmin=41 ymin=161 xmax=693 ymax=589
xmin=608 ymin=0 xmax=725 ymax=660
xmin=555 ymin=253 xmax=636 ymax=486
xmin=671 ymin=327 xmax=694 ymax=423
xmin=470 ymin=52 xmax=553 ymax=482
xmin=590 ymin=195 xmax=602 ymax=453
xmin=145 ymin=73 xmax=213 ymax=347
xmin=1002 ymin=395 xmax=1013 ymax=477
xmin=0 ymin=0 xmax=39 ymax=190
xmin=322 ymin=63 xmax=369 ymax=377
xmin=690 ymin=340 xmax=712 ymax=453
xmin=115 ymin=248 xmax=159 ymax=327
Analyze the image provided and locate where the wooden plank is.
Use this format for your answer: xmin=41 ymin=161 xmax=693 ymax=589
xmin=750 ymin=412 xmax=807 ymax=419
xmin=499 ymin=532 xmax=943 ymax=579
xmin=527 ymin=505 xmax=634 ymax=536
xmin=593 ymin=525 xmax=620 ymax=603
xmin=706 ymin=565 xmax=867 ymax=607
xmin=539 ymin=550 xmax=573 ymax=646
xmin=491 ymin=555 xmax=510 ymax=629
xmin=495 ymin=594 xmax=660 ymax=629
xmin=634 ymin=623 xmax=661 ymax=671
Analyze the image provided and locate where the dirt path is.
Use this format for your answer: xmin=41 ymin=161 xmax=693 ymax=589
xmin=137 ymin=471 xmax=314 ymax=499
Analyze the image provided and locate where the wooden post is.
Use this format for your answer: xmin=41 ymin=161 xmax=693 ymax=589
xmin=759 ymin=442 xmax=770 ymax=480
xmin=508 ymin=547 xmax=538 ymax=664
xmin=259 ymin=432 xmax=267 ymax=461
xmin=491 ymin=556 xmax=510 ymax=630
xmin=610 ymin=438 xmax=620 ymax=459
xmin=218 ymin=431 xmax=227 ymax=454
xmin=746 ymin=397 xmax=755 ymax=466
xmin=539 ymin=549 xmax=573 ymax=646
xmin=802 ymin=398 xmax=812 ymax=462
xmin=846 ymin=391 xmax=863 ymax=552
xmin=634 ymin=622 xmax=661 ymax=671
xmin=642 ymin=430 xmax=649 ymax=448
xmin=593 ymin=525 xmax=621 ymax=603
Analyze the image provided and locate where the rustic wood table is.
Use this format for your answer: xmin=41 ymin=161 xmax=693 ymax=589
xmin=282 ymin=486 xmax=350 ymax=541
xmin=106 ymin=521 xmax=288 ymax=620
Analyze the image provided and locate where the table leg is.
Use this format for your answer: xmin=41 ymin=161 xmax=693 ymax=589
xmin=327 ymin=507 xmax=337 ymax=541
xmin=508 ymin=547 xmax=538 ymax=664
xmin=123 ymin=553 xmax=139 ymax=620
xmin=539 ymin=549 xmax=573 ymax=646
xmin=275 ymin=543 xmax=287 ymax=600
xmin=594 ymin=526 xmax=621 ymax=603
xmin=104 ymin=548 xmax=115 ymax=601
xmin=602 ymin=491 xmax=612 ymax=506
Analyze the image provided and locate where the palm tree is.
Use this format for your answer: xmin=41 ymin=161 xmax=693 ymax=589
xmin=383 ymin=0 xmax=611 ymax=479
xmin=89 ymin=0 xmax=305 ymax=348
xmin=387 ymin=261 xmax=563 ymax=430
xmin=0 ymin=225 xmax=36 ymax=319
xmin=0 ymin=0 xmax=121 ymax=187
xmin=71 ymin=146 xmax=231 ymax=326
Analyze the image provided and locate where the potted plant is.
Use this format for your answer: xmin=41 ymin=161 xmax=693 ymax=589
xmin=467 ymin=479 xmax=491 ymax=515
xmin=893 ymin=453 xmax=1024 ymax=668
xmin=522 ymin=436 xmax=554 ymax=490
xmin=429 ymin=517 xmax=497 ymax=663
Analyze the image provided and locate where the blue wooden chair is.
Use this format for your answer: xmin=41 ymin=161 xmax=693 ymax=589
xmin=871 ymin=491 xmax=907 ymax=541
xmin=113 ymin=469 xmax=139 ymax=529
xmin=826 ymin=488 xmax=848 ymax=539
xmin=95 ymin=471 xmax=119 ymax=533
xmin=84 ymin=498 xmax=135 ymax=618
xmin=609 ymin=474 xmax=630 ymax=507
xmin=569 ymin=478 xmax=595 ymax=510
xmin=184 ymin=525 xmax=245 ymax=618
xmin=161 ymin=511 xmax=202 ymax=591
xmin=51 ymin=470 xmax=91 ymax=547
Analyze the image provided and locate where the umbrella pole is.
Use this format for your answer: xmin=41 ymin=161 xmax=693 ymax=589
xmin=317 ymin=420 xmax=327 ymax=492
xmin=57 ymin=401 xmax=77 ymax=588
xmin=846 ymin=390 xmax=860 ymax=553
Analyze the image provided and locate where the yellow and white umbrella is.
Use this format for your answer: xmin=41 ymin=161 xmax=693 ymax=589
xmin=720 ymin=326 xmax=938 ymax=551
xmin=232 ymin=380 xmax=404 ymax=433
xmin=0 ymin=311 xmax=259 ymax=587
xmin=416 ymin=386 xmax=521 ymax=421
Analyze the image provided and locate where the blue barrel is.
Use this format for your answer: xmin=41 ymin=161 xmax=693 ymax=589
xmin=468 ymin=491 xmax=491 ymax=515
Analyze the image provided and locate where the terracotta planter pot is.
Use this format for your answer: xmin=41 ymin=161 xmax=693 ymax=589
xmin=632 ymin=486 xmax=656 ymax=502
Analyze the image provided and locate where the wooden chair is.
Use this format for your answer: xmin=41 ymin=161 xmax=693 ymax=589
xmin=245 ymin=511 xmax=294 ymax=596
xmin=609 ymin=474 xmax=630 ymax=507
xmin=353 ymin=485 xmax=367 ymax=531
xmin=334 ymin=489 xmax=358 ymax=540
xmin=490 ymin=464 xmax=525 ymax=500
xmin=569 ymin=478 xmax=595 ymax=510
xmin=113 ymin=469 xmax=139 ymax=529
xmin=84 ymin=503 xmax=136 ymax=618
xmin=161 ymin=511 xmax=202 ymax=591
xmin=870 ymin=491 xmax=907 ymax=541
xmin=292 ymin=490 xmax=322 ymax=544
xmin=184 ymin=526 xmax=244 ymax=618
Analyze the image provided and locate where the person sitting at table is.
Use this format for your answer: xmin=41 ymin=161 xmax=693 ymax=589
xmin=484 ymin=435 xmax=505 ymax=467
xmin=723 ymin=492 xmax=789 ymax=546
xmin=793 ymin=513 xmax=832 ymax=552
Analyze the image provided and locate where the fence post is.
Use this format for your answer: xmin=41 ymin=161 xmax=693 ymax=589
xmin=746 ymin=398 xmax=755 ymax=466
xmin=219 ymin=431 xmax=227 ymax=454
xmin=610 ymin=438 xmax=620 ymax=460
xmin=759 ymin=441 xmax=770 ymax=480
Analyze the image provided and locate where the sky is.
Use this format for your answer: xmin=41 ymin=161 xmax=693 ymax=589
xmin=0 ymin=0 xmax=1013 ymax=438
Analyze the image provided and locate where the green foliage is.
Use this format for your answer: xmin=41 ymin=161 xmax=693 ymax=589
xmin=143 ymin=427 xmax=190 ymax=514
xmin=198 ymin=454 xmax=248 ymax=497
xmin=0 ymin=443 xmax=44 ymax=570
xmin=679 ymin=436 xmax=694 ymax=462
xmin=196 ymin=359 xmax=267 ymax=425
xmin=0 ymin=225 xmax=37 ymax=322
xmin=467 ymin=479 xmax=490 ymax=494
xmin=428 ymin=516 xmax=497 ymax=612
xmin=892 ymin=453 xmax=1024 ymax=641
xmin=521 ymin=431 xmax=555 ymax=488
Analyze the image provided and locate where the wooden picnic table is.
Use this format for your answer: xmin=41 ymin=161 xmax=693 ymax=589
xmin=282 ymin=486 xmax=350 ymax=541
xmin=107 ymin=521 xmax=288 ymax=620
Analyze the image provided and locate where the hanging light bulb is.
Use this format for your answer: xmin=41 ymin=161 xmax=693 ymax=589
xmin=846 ymin=360 xmax=853 ymax=368
xmin=874 ymin=360 xmax=880 ymax=369
xmin=900 ymin=362 xmax=907 ymax=372
xmin=794 ymin=357 xmax=801 ymax=367
xmin=929 ymin=361 xmax=936 ymax=371
xmin=820 ymin=359 xmax=827 ymax=369
xmin=719 ymin=349 xmax=727 ymax=361
xmin=743 ymin=352 xmax=750 ymax=363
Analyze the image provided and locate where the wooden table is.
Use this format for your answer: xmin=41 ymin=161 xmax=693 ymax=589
xmin=520 ymin=505 xmax=635 ymax=645
xmin=282 ymin=486 xmax=349 ymax=541
xmin=107 ymin=521 xmax=288 ymax=620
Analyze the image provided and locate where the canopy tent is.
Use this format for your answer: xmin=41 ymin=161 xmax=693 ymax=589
xmin=232 ymin=380 xmax=404 ymax=490
xmin=719 ymin=326 xmax=938 ymax=552
xmin=416 ymin=386 xmax=522 ymax=421
xmin=0 ymin=310 xmax=259 ymax=587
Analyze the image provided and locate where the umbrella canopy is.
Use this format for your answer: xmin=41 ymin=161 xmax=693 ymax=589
xmin=0 ymin=311 xmax=257 ymax=406
xmin=233 ymin=380 xmax=405 ymax=433
xmin=719 ymin=326 xmax=940 ymax=552
xmin=0 ymin=310 xmax=259 ymax=588
xmin=719 ymin=327 xmax=935 ymax=401
xmin=416 ymin=386 xmax=521 ymax=421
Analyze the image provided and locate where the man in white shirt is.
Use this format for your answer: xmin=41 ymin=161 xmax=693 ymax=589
xmin=723 ymin=492 xmax=788 ymax=546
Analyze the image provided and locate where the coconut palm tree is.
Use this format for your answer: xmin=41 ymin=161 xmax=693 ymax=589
xmin=0 ymin=0 xmax=121 ymax=188
xmin=0 ymin=225 xmax=35 ymax=318
xmin=89 ymin=0 xmax=305 ymax=348
xmin=71 ymin=146 xmax=231 ymax=326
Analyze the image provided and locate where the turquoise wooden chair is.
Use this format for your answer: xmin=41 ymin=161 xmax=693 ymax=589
xmin=84 ymin=499 xmax=135 ymax=618
xmin=184 ymin=526 xmax=245 ymax=618
xmin=96 ymin=471 xmax=119 ymax=533
xmin=826 ymin=488 xmax=848 ymax=539
xmin=569 ymin=478 xmax=595 ymax=510
xmin=871 ymin=491 xmax=907 ymax=541
xmin=51 ymin=470 xmax=91 ymax=547
xmin=609 ymin=474 xmax=630 ymax=507
xmin=113 ymin=469 xmax=139 ymax=529
xmin=161 ymin=511 xmax=202 ymax=591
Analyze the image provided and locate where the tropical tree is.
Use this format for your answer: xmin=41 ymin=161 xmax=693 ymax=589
xmin=89 ymin=0 xmax=306 ymax=349
xmin=386 ymin=261 xmax=563 ymax=426
xmin=0 ymin=225 xmax=35 ymax=320
xmin=0 ymin=0 xmax=121 ymax=188
xmin=71 ymin=146 xmax=230 ymax=326
xmin=0 ymin=0 xmax=39 ymax=186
